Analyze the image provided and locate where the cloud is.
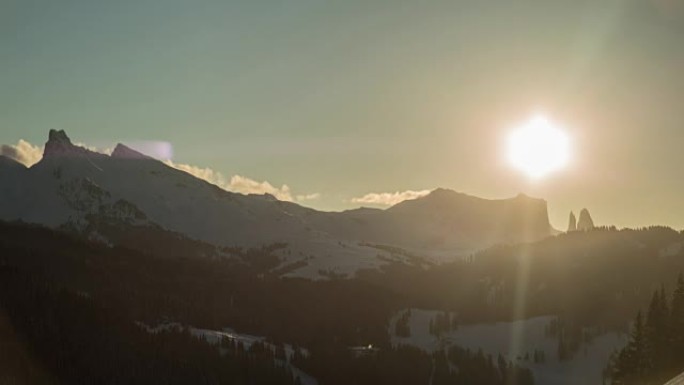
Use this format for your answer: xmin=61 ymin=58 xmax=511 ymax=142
xmin=296 ymin=193 xmax=321 ymax=201
xmin=75 ymin=142 xmax=113 ymax=155
xmin=164 ymin=160 xmax=319 ymax=203
xmin=351 ymin=189 xmax=430 ymax=206
xmin=228 ymin=174 xmax=293 ymax=201
xmin=165 ymin=161 xmax=230 ymax=189
xmin=0 ymin=139 xmax=114 ymax=168
xmin=0 ymin=140 xmax=43 ymax=167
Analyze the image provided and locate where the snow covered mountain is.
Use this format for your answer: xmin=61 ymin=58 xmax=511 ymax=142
xmin=0 ymin=130 xmax=555 ymax=277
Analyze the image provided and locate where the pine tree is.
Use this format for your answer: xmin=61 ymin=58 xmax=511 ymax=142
xmin=612 ymin=311 xmax=647 ymax=384
xmin=645 ymin=287 xmax=669 ymax=373
xmin=671 ymin=273 xmax=684 ymax=360
xmin=645 ymin=291 xmax=660 ymax=372
xmin=497 ymin=353 xmax=507 ymax=381
xmin=557 ymin=330 xmax=569 ymax=361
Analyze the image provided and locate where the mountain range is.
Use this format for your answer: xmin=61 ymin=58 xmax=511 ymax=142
xmin=0 ymin=130 xmax=555 ymax=278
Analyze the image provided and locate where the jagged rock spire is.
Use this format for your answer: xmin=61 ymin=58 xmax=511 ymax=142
xmin=568 ymin=211 xmax=577 ymax=232
xmin=577 ymin=208 xmax=595 ymax=231
xmin=48 ymin=129 xmax=70 ymax=143
xmin=43 ymin=129 xmax=78 ymax=158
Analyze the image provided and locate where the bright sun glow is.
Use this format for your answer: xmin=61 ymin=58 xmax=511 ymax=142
xmin=507 ymin=115 xmax=571 ymax=179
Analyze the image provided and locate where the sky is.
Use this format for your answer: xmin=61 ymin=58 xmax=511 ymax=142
xmin=2 ymin=0 xmax=684 ymax=230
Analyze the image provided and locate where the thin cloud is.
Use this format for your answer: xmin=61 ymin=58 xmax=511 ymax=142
xmin=228 ymin=174 xmax=293 ymax=201
xmin=75 ymin=142 xmax=113 ymax=155
xmin=351 ymin=189 xmax=430 ymax=206
xmin=296 ymin=193 xmax=321 ymax=201
xmin=165 ymin=161 xmax=230 ymax=189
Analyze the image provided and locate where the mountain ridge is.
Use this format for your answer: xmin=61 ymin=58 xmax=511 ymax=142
xmin=0 ymin=130 xmax=557 ymax=278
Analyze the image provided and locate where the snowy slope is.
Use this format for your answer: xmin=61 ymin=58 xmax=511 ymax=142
xmin=140 ymin=322 xmax=317 ymax=385
xmin=390 ymin=309 xmax=627 ymax=385
xmin=665 ymin=371 xmax=684 ymax=385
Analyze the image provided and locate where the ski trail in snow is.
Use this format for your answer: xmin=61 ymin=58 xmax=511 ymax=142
xmin=85 ymin=156 xmax=103 ymax=172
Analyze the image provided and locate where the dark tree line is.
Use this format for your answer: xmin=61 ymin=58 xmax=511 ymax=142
xmin=359 ymin=226 xmax=684 ymax=330
xmin=394 ymin=309 xmax=412 ymax=337
xmin=6 ymin=221 xmax=684 ymax=384
xmin=0 ymin=221 xmax=533 ymax=385
xmin=0 ymin=221 xmax=397 ymax=348
xmin=289 ymin=343 xmax=534 ymax=385
xmin=609 ymin=273 xmax=684 ymax=384
xmin=431 ymin=347 xmax=534 ymax=385
xmin=0 ymin=266 xmax=299 ymax=385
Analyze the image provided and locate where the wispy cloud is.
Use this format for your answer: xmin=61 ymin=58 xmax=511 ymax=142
xmin=228 ymin=174 xmax=293 ymax=201
xmin=75 ymin=143 xmax=113 ymax=155
xmin=0 ymin=140 xmax=43 ymax=167
xmin=165 ymin=161 xmax=230 ymax=189
xmin=164 ymin=160 xmax=320 ymax=202
xmin=351 ymin=189 xmax=430 ymax=206
xmin=296 ymin=193 xmax=321 ymax=202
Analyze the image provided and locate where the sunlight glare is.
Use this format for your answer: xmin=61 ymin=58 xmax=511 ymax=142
xmin=507 ymin=115 xmax=571 ymax=179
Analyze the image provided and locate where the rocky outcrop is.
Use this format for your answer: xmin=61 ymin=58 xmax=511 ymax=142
xmin=568 ymin=211 xmax=577 ymax=232
xmin=43 ymin=129 xmax=90 ymax=158
xmin=577 ymin=208 xmax=595 ymax=231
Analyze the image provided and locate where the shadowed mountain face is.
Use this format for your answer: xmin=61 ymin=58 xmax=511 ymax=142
xmin=311 ymin=189 xmax=553 ymax=251
xmin=0 ymin=130 xmax=555 ymax=276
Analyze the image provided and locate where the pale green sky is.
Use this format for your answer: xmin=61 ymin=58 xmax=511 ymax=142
xmin=2 ymin=0 xmax=684 ymax=229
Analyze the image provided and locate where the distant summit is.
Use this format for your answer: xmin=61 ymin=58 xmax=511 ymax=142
xmin=382 ymin=188 xmax=554 ymax=247
xmin=111 ymin=143 xmax=151 ymax=160
xmin=577 ymin=208 xmax=595 ymax=231
xmin=567 ymin=208 xmax=595 ymax=232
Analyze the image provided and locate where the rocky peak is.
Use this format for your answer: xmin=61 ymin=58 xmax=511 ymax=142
xmin=111 ymin=143 xmax=150 ymax=160
xmin=48 ymin=129 xmax=70 ymax=143
xmin=568 ymin=211 xmax=577 ymax=232
xmin=577 ymin=208 xmax=595 ymax=231
xmin=43 ymin=129 xmax=79 ymax=158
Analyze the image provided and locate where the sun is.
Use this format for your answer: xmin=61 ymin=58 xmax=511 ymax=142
xmin=506 ymin=115 xmax=571 ymax=179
